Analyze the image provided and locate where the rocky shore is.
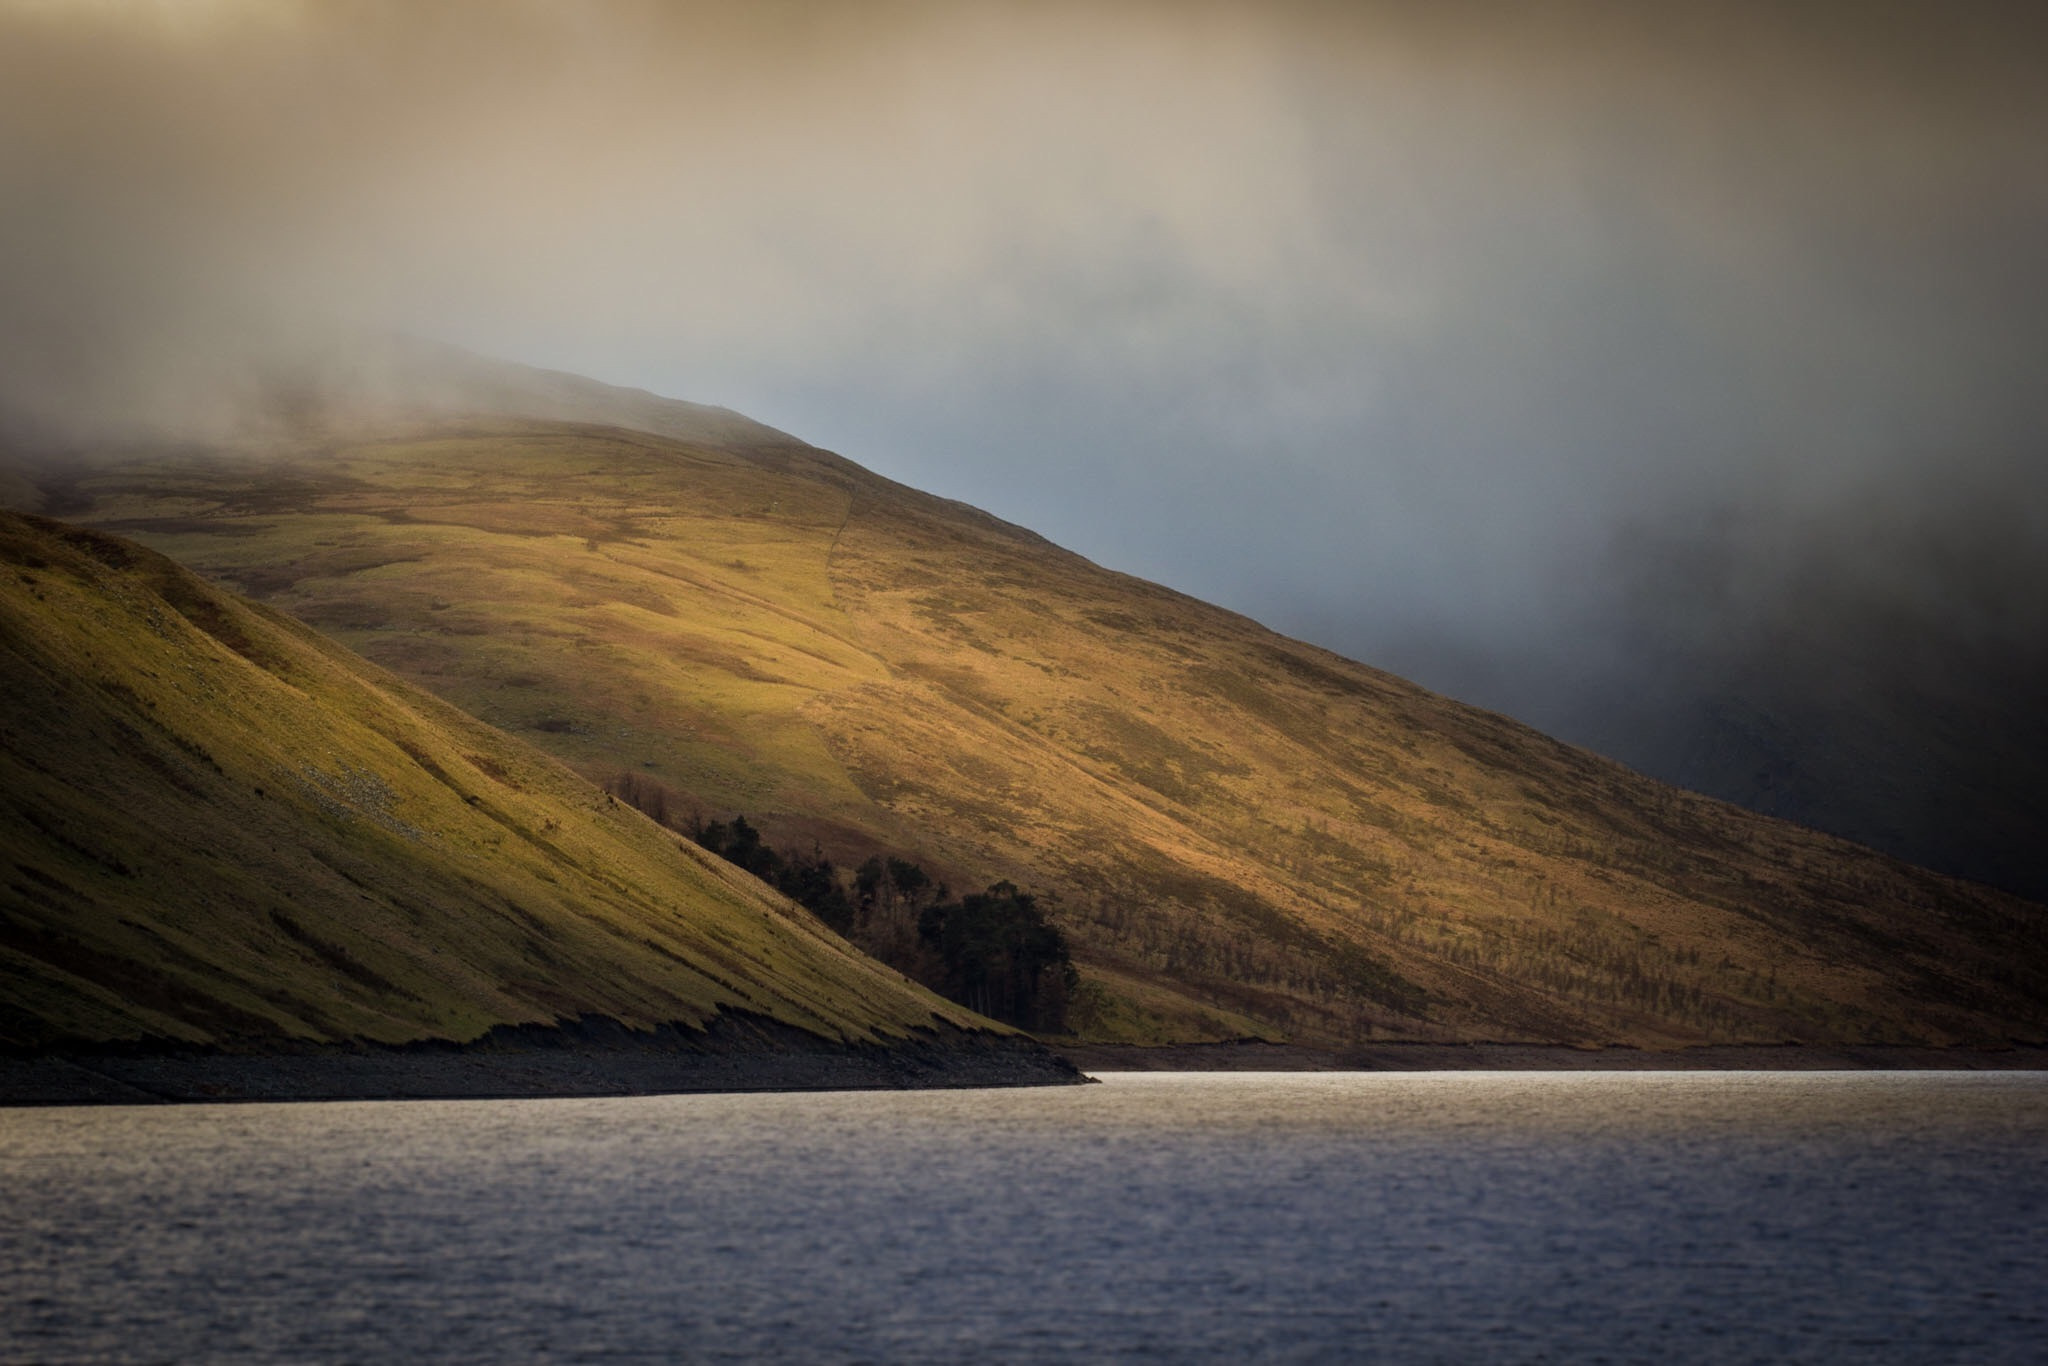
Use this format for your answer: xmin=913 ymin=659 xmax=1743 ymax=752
xmin=0 ymin=1012 xmax=1088 ymax=1106
xmin=1055 ymin=1039 xmax=2048 ymax=1072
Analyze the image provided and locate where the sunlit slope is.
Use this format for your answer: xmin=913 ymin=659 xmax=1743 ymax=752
xmin=41 ymin=417 xmax=2048 ymax=1047
xmin=0 ymin=511 xmax=986 ymax=1049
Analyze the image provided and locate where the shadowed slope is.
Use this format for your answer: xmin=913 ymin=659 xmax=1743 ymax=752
xmin=20 ymin=399 xmax=2048 ymax=1048
xmin=0 ymin=511 xmax=991 ymax=1050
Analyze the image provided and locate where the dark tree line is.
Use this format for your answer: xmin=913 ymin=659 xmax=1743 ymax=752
xmin=693 ymin=815 xmax=853 ymax=933
xmin=685 ymin=807 xmax=1073 ymax=1032
xmin=915 ymin=881 xmax=1074 ymax=1032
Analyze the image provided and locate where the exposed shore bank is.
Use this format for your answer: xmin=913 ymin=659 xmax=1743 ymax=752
xmin=0 ymin=1013 xmax=1087 ymax=1106
xmin=1055 ymin=1040 xmax=2048 ymax=1072
xmin=15 ymin=1029 xmax=2041 ymax=1106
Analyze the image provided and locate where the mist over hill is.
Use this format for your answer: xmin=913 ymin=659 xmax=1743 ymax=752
xmin=1358 ymin=479 xmax=2048 ymax=904
xmin=4 ymin=0 xmax=2043 ymax=911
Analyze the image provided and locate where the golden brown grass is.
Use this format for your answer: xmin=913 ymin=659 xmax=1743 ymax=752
xmin=27 ymin=413 xmax=2047 ymax=1047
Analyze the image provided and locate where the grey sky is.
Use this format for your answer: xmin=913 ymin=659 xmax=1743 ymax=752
xmin=3 ymin=1 xmax=2045 ymax=886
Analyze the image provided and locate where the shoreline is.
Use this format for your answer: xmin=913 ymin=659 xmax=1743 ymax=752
xmin=1053 ymin=1040 xmax=2048 ymax=1072
xmin=0 ymin=1013 xmax=1087 ymax=1107
xmin=12 ymin=1030 xmax=2045 ymax=1106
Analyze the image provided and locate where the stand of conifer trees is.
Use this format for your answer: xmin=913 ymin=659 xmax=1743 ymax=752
xmin=686 ymin=812 xmax=1073 ymax=1032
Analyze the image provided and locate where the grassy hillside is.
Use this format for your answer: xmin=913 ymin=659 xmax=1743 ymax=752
xmin=17 ymin=395 xmax=2047 ymax=1048
xmin=0 ymin=510 xmax=990 ymax=1049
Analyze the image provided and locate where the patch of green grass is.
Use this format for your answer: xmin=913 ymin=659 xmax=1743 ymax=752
xmin=0 ymin=511 xmax=984 ymax=1049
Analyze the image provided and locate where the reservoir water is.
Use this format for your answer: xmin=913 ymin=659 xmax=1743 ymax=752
xmin=3 ymin=1072 xmax=2044 ymax=1362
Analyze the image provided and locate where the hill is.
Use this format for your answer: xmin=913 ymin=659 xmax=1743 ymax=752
xmin=0 ymin=509 xmax=1041 ymax=1070
xmin=10 ymin=369 xmax=2045 ymax=1049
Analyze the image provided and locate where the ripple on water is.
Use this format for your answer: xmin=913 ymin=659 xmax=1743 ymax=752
xmin=2 ymin=1072 xmax=2044 ymax=1362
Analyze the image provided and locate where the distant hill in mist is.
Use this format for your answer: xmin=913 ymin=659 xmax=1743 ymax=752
xmin=1374 ymin=474 xmax=2048 ymax=906
xmin=1567 ymin=600 xmax=2047 ymax=906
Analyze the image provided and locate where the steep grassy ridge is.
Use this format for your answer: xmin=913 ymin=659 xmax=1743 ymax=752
xmin=27 ymin=406 xmax=2048 ymax=1047
xmin=0 ymin=511 xmax=987 ymax=1049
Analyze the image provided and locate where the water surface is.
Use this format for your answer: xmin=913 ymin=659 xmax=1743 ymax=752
xmin=4 ymin=1072 xmax=2043 ymax=1361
